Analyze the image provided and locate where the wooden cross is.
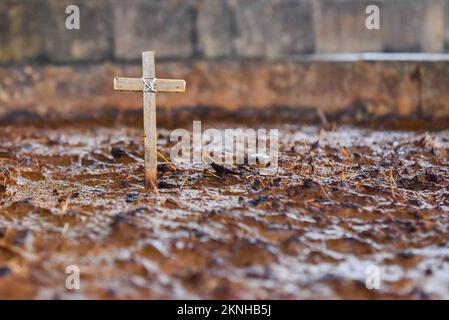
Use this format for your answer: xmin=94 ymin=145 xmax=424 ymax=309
xmin=113 ymin=51 xmax=186 ymax=191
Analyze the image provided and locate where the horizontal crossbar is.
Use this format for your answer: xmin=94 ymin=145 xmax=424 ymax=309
xmin=114 ymin=77 xmax=186 ymax=93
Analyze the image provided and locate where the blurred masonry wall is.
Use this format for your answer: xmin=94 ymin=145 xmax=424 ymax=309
xmin=1 ymin=0 xmax=449 ymax=62
xmin=1 ymin=0 xmax=449 ymax=122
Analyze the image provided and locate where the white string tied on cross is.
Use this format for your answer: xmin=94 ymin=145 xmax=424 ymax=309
xmin=141 ymin=77 xmax=158 ymax=93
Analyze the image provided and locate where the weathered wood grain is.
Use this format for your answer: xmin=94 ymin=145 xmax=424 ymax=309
xmin=142 ymin=51 xmax=158 ymax=191
xmin=114 ymin=77 xmax=186 ymax=92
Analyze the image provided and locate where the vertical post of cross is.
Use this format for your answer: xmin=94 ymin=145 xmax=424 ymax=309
xmin=142 ymin=51 xmax=158 ymax=191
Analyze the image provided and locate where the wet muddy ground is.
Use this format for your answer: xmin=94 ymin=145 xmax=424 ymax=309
xmin=0 ymin=119 xmax=448 ymax=299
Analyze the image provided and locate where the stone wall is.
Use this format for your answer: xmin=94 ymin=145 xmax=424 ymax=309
xmin=1 ymin=0 xmax=449 ymax=64
xmin=1 ymin=0 xmax=449 ymax=123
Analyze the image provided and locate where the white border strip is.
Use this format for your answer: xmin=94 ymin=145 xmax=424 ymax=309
xmin=288 ymin=53 xmax=449 ymax=62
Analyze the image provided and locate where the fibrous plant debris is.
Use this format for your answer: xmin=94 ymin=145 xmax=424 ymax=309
xmin=0 ymin=121 xmax=448 ymax=299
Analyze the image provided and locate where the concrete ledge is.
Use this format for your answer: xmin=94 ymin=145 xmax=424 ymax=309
xmin=1 ymin=57 xmax=448 ymax=123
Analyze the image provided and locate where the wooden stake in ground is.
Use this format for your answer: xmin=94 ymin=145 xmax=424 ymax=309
xmin=113 ymin=51 xmax=186 ymax=191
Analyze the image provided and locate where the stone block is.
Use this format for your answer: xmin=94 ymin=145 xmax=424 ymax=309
xmin=113 ymin=0 xmax=195 ymax=60
xmin=0 ymin=0 xmax=47 ymax=63
xmin=444 ymin=0 xmax=449 ymax=51
xmin=43 ymin=0 xmax=111 ymax=62
xmin=383 ymin=0 xmax=445 ymax=52
xmin=196 ymin=0 xmax=234 ymax=58
xmin=234 ymin=0 xmax=314 ymax=57
xmin=312 ymin=0 xmax=384 ymax=53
